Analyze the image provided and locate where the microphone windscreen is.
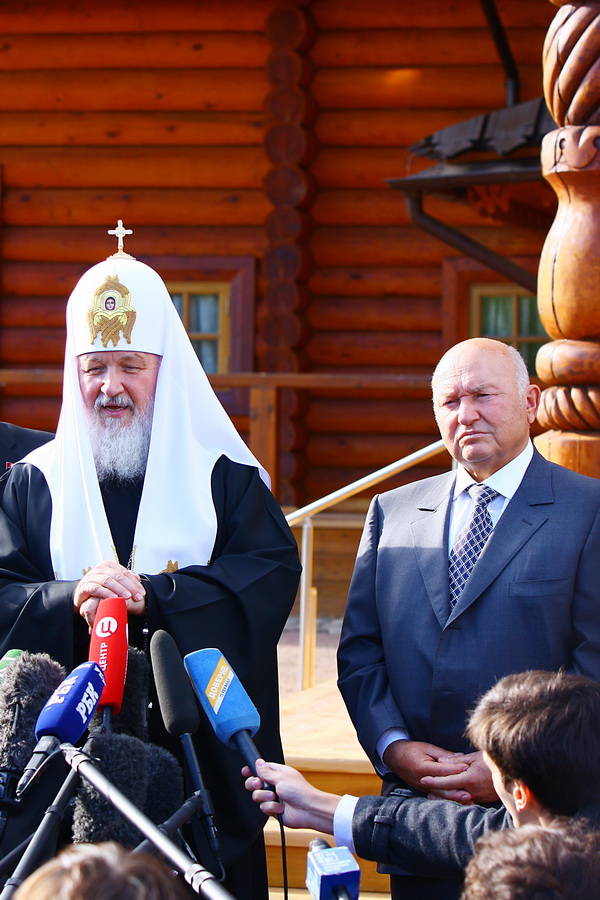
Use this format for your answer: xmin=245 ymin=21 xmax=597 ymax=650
xmin=88 ymin=596 xmax=129 ymax=714
xmin=150 ymin=630 xmax=199 ymax=737
xmin=183 ymin=648 xmax=260 ymax=748
xmin=143 ymin=743 xmax=185 ymax=829
xmin=72 ymin=732 xmax=148 ymax=848
xmin=0 ymin=652 xmax=65 ymax=771
xmin=35 ymin=661 xmax=105 ymax=744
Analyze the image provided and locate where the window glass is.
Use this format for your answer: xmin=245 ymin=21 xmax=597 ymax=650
xmin=470 ymin=285 xmax=548 ymax=375
xmin=167 ymin=282 xmax=230 ymax=373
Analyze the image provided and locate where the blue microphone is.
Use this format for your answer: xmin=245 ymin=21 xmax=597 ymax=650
xmin=306 ymin=838 xmax=361 ymax=900
xmin=183 ymin=648 xmax=262 ymax=775
xmin=16 ymin=661 xmax=105 ymax=796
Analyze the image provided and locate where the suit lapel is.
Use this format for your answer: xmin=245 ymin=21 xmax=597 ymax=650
xmin=448 ymin=450 xmax=553 ymax=621
xmin=410 ymin=473 xmax=455 ymax=628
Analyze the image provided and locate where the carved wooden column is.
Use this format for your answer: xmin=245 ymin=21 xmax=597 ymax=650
xmin=260 ymin=2 xmax=316 ymax=504
xmin=535 ymin=1 xmax=600 ymax=476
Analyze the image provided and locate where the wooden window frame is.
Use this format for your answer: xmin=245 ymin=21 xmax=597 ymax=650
xmin=140 ymin=254 xmax=255 ymax=414
xmin=169 ymin=281 xmax=232 ymax=373
xmin=441 ymin=257 xmax=540 ymax=351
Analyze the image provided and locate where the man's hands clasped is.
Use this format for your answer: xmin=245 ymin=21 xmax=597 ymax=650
xmin=383 ymin=740 xmax=498 ymax=805
xmin=73 ymin=560 xmax=146 ymax=628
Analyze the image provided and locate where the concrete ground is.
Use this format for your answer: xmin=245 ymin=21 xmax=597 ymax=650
xmin=277 ymin=616 xmax=342 ymax=697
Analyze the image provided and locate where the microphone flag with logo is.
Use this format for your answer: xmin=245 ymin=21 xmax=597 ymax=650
xmin=88 ymin=596 xmax=128 ymax=718
xmin=16 ymin=661 xmax=105 ymax=796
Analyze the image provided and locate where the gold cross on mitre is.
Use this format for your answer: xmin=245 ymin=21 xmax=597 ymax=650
xmin=108 ymin=219 xmax=134 ymax=259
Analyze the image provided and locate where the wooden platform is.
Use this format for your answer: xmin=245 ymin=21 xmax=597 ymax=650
xmin=266 ymin=679 xmax=389 ymax=897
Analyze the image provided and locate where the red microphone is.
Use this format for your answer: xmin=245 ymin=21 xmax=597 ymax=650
xmin=88 ymin=596 xmax=129 ymax=729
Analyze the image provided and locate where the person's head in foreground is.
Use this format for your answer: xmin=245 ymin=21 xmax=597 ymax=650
xmin=12 ymin=841 xmax=190 ymax=900
xmin=467 ymin=669 xmax=600 ymax=824
xmin=461 ymin=821 xmax=600 ymax=900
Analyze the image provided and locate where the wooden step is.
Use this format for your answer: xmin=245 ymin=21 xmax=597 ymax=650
xmin=266 ymin=679 xmax=389 ymax=894
xmin=265 ymin=820 xmax=389 ymax=894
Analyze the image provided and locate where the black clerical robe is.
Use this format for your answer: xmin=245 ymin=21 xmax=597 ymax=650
xmin=0 ymin=453 xmax=301 ymax=891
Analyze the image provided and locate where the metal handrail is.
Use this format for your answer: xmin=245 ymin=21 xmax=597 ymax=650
xmin=285 ymin=438 xmax=448 ymax=689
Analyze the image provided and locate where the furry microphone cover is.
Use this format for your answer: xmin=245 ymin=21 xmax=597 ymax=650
xmin=74 ymin=647 xmax=184 ymax=848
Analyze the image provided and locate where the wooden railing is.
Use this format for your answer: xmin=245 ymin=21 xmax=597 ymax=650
xmin=0 ymin=367 xmax=449 ymax=689
xmin=0 ymin=369 xmax=434 ymax=496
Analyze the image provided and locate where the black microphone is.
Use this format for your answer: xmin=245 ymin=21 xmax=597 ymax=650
xmin=306 ymin=838 xmax=361 ymax=900
xmin=150 ymin=630 xmax=222 ymax=867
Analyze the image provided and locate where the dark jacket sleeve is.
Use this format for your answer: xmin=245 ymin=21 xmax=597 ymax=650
xmin=352 ymin=789 xmax=512 ymax=879
xmin=141 ymin=456 xmax=301 ymax=867
xmin=0 ymin=463 xmax=80 ymax=669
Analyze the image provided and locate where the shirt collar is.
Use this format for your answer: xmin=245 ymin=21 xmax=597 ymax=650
xmin=453 ymin=441 xmax=534 ymax=500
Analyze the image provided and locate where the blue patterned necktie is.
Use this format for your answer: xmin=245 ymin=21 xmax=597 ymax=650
xmin=448 ymin=484 xmax=499 ymax=610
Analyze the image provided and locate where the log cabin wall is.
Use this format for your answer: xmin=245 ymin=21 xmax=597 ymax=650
xmin=300 ymin=0 xmax=555 ymax=502
xmin=0 ymin=0 xmax=278 ymax=430
xmin=0 ymin=0 xmax=555 ymax=506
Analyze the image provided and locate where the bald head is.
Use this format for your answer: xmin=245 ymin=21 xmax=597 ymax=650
xmin=432 ymin=339 xmax=540 ymax=481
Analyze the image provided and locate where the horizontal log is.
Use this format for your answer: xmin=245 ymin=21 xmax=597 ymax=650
xmin=305 ymin=331 xmax=442 ymax=367
xmin=0 ymin=297 xmax=66 ymax=327
xmin=0 ymin=147 xmax=269 ymax=189
xmin=0 ymin=111 xmax=266 ymax=147
xmin=312 ymin=66 xmax=543 ymax=110
xmin=0 ymin=32 xmax=269 ymax=69
xmin=308 ymin=266 xmax=442 ymax=297
xmin=0 ymin=397 xmax=60 ymax=432
xmin=311 ymin=190 xmax=485 ymax=227
xmin=0 ymin=1 xmax=276 ymax=32
xmin=3 ymin=188 xmax=270 ymax=227
xmin=310 ymin=0 xmax=553 ymax=29
xmin=2 ymin=226 xmax=268 ymax=263
xmin=306 ymin=398 xmax=436 ymax=433
xmin=309 ymin=224 xmax=546 ymax=266
xmin=0 ymin=328 xmax=65 ymax=365
xmin=302 ymin=461 xmax=449 ymax=502
xmin=305 ymin=432 xmax=444 ymax=466
xmin=311 ymin=27 xmax=547 ymax=67
xmin=306 ymin=295 xmax=441 ymax=331
xmin=2 ymin=262 xmax=96 ymax=296
xmin=0 ymin=70 xmax=268 ymax=112
xmin=314 ymin=108 xmax=488 ymax=147
xmin=311 ymin=148 xmax=429 ymax=189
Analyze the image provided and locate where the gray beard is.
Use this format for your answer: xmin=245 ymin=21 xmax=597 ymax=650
xmin=87 ymin=399 xmax=154 ymax=483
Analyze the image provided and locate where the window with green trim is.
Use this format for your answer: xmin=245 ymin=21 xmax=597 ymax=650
xmin=470 ymin=284 xmax=548 ymax=374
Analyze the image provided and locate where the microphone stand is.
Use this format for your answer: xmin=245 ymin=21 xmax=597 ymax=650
xmin=61 ymin=744 xmax=234 ymax=900
xmin=133 ymin=791 xmax=207 ymax=855
xmin=0 ymin=764 xmax=81 ymax=899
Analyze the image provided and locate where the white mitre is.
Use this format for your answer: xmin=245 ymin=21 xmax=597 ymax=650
xmin=24 ymin=227 xmax=268 ymax=580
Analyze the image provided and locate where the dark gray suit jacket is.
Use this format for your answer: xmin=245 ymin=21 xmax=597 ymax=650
xmin=351 ymin=789 xmax=600 ymax=881
xmin=338 ymin=449 xmax=600 ymax=763
xmin=0 ymin=422 xmax=53 ymax=472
